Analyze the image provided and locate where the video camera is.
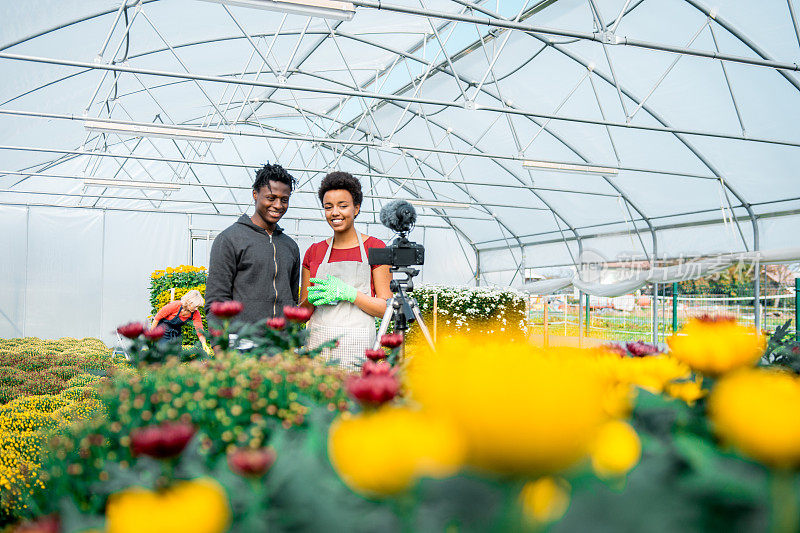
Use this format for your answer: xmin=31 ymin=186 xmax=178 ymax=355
xmin=368 ymin=200 xmax=425 ymax=268
xmin=368 ymin=200 xmax=435 ymax=351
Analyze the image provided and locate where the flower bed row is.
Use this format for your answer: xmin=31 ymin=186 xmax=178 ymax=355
xmin=413 ymin=285 xmax=527 ymax=337
xmin=5 ymin=306 xmax=800 ymax=532
xmin=0 ymin=337 xmax=122 ymax=523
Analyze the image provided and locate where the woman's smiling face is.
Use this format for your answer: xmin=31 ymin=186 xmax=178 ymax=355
xmin=323 ymin=189 xmax=360 ymax=234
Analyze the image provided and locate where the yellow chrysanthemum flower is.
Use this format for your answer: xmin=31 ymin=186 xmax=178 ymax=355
xmin=668 ymin=317 xmax=765 ymax=375
xmin=328 ymin=406 xmax=465 ymax=497
xmin=709 ymin=368 xmax=800 ymax=468
xmin=590 ymin=420 xmax=641 ymax=478
xmin=405 ymin=335 xmax=615 ymax=476
xmin=665 ymin=377 xmax=707 ymax=406
xmin=519 ymin=476 xmax=571 ymax=524
xmin=106 ymin=478 xmax=231 ymax=533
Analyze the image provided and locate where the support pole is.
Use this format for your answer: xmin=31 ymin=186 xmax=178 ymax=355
xmin=652 ymin=283 xmax=659 ymax=343
xmin=578 ymin=290 xmax=584 ymax=347
xmin=672 ymin=282 xmax=679 ymax=333
xmin=433 ymin=292 xmax=438 ymax=344
xmin=755 ymin=261 xmax=761 ymax=332
xmin=795 ymin=277 xmax=799 ymax=337
xmin=585 ymin=293 xmax=590 ymax=336
xmin=543 ymin=296 xmax=549 ymax=347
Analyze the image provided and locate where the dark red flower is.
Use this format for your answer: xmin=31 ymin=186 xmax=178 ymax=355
xmin=696 ymin=314 xmax=736 ymax=324
xmin=361 ymin=360 xmax=394 ymax=377
xmin=217 ymin=387 xmax=234 ymax=399
xmin=129 ymin=421 xmax=195 ymax=459
xmin=365 ymin=349 xmax=387 ymax=361
xmin=14 ymin=515 xmax=60 ymax=533
xmin=210 ymin=300 xmax=244 ymax=319
xmin=143 ymin=326 xmax=166 ymax=341
xmin=228 ymin=447 xmax=277 ymax=478
xmin=284 ymin=306 xmax=313 ymax=323
xmin=603 ymin=343 xmax=628 ymax=357
xmin=267 ymin=317 xmax=287 ymax=330
xmin=380 ymin=333 xmax=404 ymax=349
xmin=626 ymin=341 xmax=661 ymax=357
xmin=117 ymin=322 xmax=145 ymax=339
xmin=346 ymin=373 xmax=400 ymax=407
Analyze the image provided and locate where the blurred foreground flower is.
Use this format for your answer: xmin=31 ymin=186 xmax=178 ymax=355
xmin=365 ymin=349 xmax=387 ymax=361
xmin=607 ymin=354 xmax=691 ymax=395
xmin=668 ymin=316 xmax=764 ymax=375
xmin=346 ymin=372 xmax=400 ymax=407
xmin=380 ymin=333 xmax=403 ymax=348
xmin=12 ymin=515 xmax=60 ymax=533
xmin=228 ymin=447 xmax=276 ymax=478
xmin=405 ymin=335 xmax=615 ymax=476
xmin=284 ymin=305 xmax=313 ymax=323
xmin=209 ymin=301 xmax=243 ymax=319
xmin=626 ymin=341 xmax=661 ymax=357
xmin=266 ymin=317 xmax=286 ymax=330
xmin=590 ymin=420 xmax=641 ymax=478
xmin=665 ymin=377 xmax=707 ymax=406
xmin=129 ymin=421 xmax=195 ymax=459
xmin=328 ymin=406 xmax=465 ymax=496
xmin=144 ymin=326 xmax=166 ymax=341
xmin=117 ymin=322 xmax=145 ymax=339
xmin=106 ymin=478 xmax=230 ymax=533
xmin=519 ymin=477 xmax=571 ymax=525
xmin=709 ymin=368 xmax=800 ymax=468
xmin=361 ymin=360 xmax=394 ymax=376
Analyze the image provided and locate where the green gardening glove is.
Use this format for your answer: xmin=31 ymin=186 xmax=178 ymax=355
xmin=308 ymin=275 xmax=358 ymax=306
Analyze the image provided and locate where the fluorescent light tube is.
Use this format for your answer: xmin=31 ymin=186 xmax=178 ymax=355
xmin=522 ymin=159 xmax=619 ymax=175
xmin=83 ymin=178 xmax=181 ymax=191
xmin=84 ymin=120 xmax=224 ymax=143
xmin=199 ymin=0 xmax=355 ymax=20
xmin=407 ymin=199 xmax=470 ymax=209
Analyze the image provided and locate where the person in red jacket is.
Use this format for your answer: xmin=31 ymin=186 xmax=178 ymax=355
xmin=300 ymin=172 xmax=392 ymax=369
xmin=150 ymin=290 xmax=208 ymax=348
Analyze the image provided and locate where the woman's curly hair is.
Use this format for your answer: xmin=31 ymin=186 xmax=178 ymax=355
xmin=318 ymin=171 xmax=363 ymax=206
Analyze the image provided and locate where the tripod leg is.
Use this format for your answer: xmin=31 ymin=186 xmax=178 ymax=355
xmin=374 ymin=298 xmax=395 ymax=350
xmin=409 ymin=300 xmax=436 ymax=351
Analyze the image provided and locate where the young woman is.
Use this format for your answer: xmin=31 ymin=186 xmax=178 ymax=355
xmin=300 ymin=172 xmax=392 ymax=368
xmin=150 ymin=289 xmax=208 ymax=348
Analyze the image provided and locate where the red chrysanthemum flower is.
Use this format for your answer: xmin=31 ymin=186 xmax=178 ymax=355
xmin=117 ymin=322 xmax=145 ymax=339
xmin=209 ymin=300 xmax=244 ymax=319
xmin=228 ymin=447 xmax=277 ymax=478
xmin=284 ymin=306 xmax=313 ymax=323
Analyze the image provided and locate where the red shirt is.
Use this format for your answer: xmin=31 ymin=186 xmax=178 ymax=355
xmin=303 ymin=236 xmax=386 ymax=296
xmin=153 ymin=300 xmax=204 ymax=337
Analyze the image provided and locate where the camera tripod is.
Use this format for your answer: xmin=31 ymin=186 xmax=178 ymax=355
xmin=373 ymin=266 xmax=435 ymax=353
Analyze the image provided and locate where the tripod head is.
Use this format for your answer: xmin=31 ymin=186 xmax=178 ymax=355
xmin=389 ymin=266 xmax=419 ymax=293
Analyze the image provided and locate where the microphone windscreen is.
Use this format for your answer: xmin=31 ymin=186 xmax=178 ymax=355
xmin=379 ymin=200 xmax=417 ymax=233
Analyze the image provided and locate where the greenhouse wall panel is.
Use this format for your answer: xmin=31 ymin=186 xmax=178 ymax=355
xmin=24 ymin=207 xmax=103 ymax=340
xmin=0 ymin=206 xmax=28 ymax=338
xmin=100 ymin=211 xmax=189 ymax=345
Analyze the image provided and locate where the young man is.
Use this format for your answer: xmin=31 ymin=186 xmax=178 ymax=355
xmin=205 ymin=163 xmax=300 ymax=325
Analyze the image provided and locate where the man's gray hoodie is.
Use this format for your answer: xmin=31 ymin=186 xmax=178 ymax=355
xmin=205 ymin=214 xmax=300 ymax=324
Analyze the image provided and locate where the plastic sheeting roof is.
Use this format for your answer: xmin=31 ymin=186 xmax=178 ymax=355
xmin=2 ymin=0 xmax=800 ymax=283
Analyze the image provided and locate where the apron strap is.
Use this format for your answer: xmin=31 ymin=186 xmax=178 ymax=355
xmin=321 ymin=237 xmax=334 ymax=264
xmin=356 ymin=231 xmax=367 ymax=263
xmin=321 ymin=231 xmax=368 ymax=264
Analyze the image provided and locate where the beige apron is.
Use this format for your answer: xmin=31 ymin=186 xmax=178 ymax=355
xmin=307 ymin=232 xmax=376 ymax=369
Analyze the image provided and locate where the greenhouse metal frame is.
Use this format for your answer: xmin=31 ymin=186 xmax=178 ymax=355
xmin=1 ymin=0 xmax=799 ymax=342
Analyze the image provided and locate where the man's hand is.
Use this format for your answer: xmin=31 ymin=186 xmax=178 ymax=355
xmin=308 ymin=275 xmax=357 ymax=306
